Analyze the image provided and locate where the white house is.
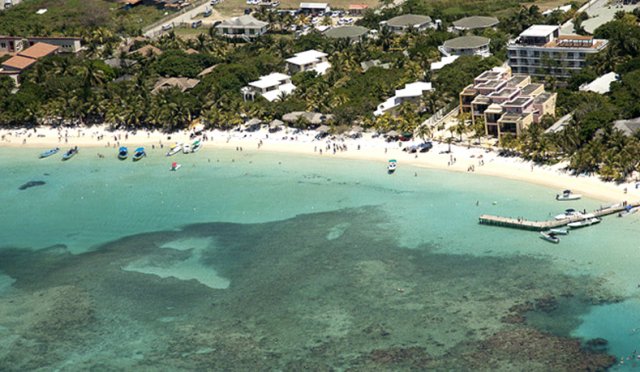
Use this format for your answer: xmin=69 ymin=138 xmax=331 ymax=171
xmin=216 ymin=15 xmax=269 ymax=39
xmin=579 ymin=72 xmax=619 ymax=94
xmin=286 ymin=50 xmax=331 ymax=75
xmin=374 ymin=82 xmax=433 ymax=116
xmin=242 ymin=72 xmax=296 ymax=102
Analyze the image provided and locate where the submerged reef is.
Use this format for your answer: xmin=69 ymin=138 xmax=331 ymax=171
xmin=0 ymin=207 xmax=619 ymax=370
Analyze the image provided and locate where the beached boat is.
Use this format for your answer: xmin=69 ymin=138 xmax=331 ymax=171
xmin=191 ymin=139 xmax=202 ymax=153
xmin=618 ymin=205 xmax=639 ymax=217
xmin=567 ymin=216 xmax=601 ymax=228
xmin=39 ymin=147 xmax=60 ymax=158
xmin=62 ymin=146 xmax=78 ymax=161
xmin=132 ymin=147 xmax=146 ymax=161
xmin=548 ymin=228 xmax=569 ymax=235
xmin=388 ymin=159 xmax=397 ymax=174
xmin=554 ymin=208 xmax=581 ymax=220
xmin=170 ymin=162 xmax=181 ymax=171
xmin=118 ymin=146 xmax=128 ymax=160
xmin=540 ymin=231 xmax=559 ymax=244
xmin=166 ymin=143 xmax=183 ymax=156
xmin=182 ymin=144 xmax=191 ymax=154
xmin=556 ymin=189 xmax=582 ymax=201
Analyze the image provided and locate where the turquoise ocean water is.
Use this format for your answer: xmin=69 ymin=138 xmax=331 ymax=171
xmin=1 ymin=145 xmax=639 ymax=369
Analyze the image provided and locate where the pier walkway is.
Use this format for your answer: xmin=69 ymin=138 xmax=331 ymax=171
xmin=479 ymin=202 xmax=639 ymax=231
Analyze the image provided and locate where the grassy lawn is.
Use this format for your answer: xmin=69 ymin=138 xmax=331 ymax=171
xmin=173 ymin=25 xmax=209 ymax=40
xmin=0 ymin=0 xmax=174 ymax=35
xmin=214 ymin=0 xmax=380 ymax=16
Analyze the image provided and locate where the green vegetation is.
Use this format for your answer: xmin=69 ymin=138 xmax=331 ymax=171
xmin=0 ymin=0 xmax=172 ymax=36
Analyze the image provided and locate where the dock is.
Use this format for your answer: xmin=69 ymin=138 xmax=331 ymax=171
xmin=479 ymin=202 xmax=639 ymax=231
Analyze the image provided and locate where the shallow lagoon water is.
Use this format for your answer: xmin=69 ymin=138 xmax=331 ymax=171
xmin=0 ymin=146 xmax=638 ymax=369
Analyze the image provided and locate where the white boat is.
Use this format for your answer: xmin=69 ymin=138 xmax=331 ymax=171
xmin=182 ymin=144 xmax=191 ymax=154
xmin=191 ymin=139 xmax=202 ymax=153
xmin=554 ymin=208 xmax=581 ymax=220
xmin=567 ymin=216 xmax=601 ymax=228
xmin=548 ymin=228 xmax=569 ymax=235
xmin=540 ymin=232 xmax=559 ymax=244
xmin=166 ymin=143 xmax=183 ymax=156
xmin=170 ymin=162 xmax=181 ymax=171
xmin=387 ymin=159 xmax=397 ymax=174
xmin=556 ymin=189 xmax=582 ymax=201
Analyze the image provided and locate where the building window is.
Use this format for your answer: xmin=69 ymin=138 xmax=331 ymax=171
xmin=249 ymin=28 xmax=255 ymax=35
xmin=567 ymin=52 xmax=574 ymax=59
xmin=533 ymin=51 xmax=540 ymax=57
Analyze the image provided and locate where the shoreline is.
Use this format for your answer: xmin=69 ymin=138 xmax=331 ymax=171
xmin=1 ymin=125 xmax=636 ymax=203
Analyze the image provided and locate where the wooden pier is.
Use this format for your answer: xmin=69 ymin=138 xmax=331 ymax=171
xmin=479 ymin=202 xmax=639 ymax=231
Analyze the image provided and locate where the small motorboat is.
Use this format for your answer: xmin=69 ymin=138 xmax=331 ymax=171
xmin=548 ymin=228 xmax=569 ymax=235
xmin=556 ymin=189 xmax=582 ymax=201
xmin=118 ymin=146 xmax=128 ymax=160
xmin=170 ymin=162 xmax=181 ymax=171
xmin=132 ymin=147 xmax=146 ymax=161
xmin=388 ymin=159 xmax=397 ymax=174
xmin=618 ymin=205 xmax=639 ymax=217
xmin=40 ymin=147 xmax=60 ymax=158
xmin=62 ymin=146 xmax=78 ymax=161
xmin=191 ymin=139 xmax=202 ymax=153
xmin=182 ymin=144 xmax=191 ymax=154
xmin=567 ymin=216 xmax=601 ymax=228
xmin=166 ymin=143 xmax=183 ymax=156
xmin=540 ymin=231 xmax=559 ymax=244
xmin=554 ymin=208 xmax=581 ymax=220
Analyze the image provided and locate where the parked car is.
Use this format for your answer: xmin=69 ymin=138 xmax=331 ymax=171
xmin=161 ymin=24 xmax=173 ymax=31
xmin=203 ymin=8 xmax=212 ymax=16
xmin=191 ymin=20 xmax=202 ymax=28
xmin=418 ymin=142 xmax=433 ymax=152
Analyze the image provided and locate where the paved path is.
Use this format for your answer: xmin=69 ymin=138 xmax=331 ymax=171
xmin=144 ymin=1 xmax=213 ymax=37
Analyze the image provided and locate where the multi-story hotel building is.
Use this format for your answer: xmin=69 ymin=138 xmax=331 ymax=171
xmin=459 ymin=67 xmax=557 ymax=140
xmin=507 ymin=25 xmax=608 ymax=79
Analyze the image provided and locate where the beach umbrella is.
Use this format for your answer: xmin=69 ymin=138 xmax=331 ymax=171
xmin=282 ymin=112 xmax=305 ymax=123
xmin=245 ymin=118 xmax=262 ymax=126
xmin=316 ymin=125 xmax=330 ymax=133
xmin=386 ymin=130 xmax=399 ymax=137
xmin=350 ymin=125 xmax=363 ymax=133
xmin=269 ymin=119 xmax=284 ymax=128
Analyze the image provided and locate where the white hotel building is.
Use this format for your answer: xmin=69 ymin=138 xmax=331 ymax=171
xmin=507 ymin=25 xmax=608 ymax=79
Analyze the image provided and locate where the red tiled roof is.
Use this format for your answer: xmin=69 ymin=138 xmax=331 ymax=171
xmin=18 ymin=42 xmax=59 ymax=59
xmin=2 ymin=55 xmax=37 ymax=70
xmin=349 ymin=4 xmax=368 ymax=9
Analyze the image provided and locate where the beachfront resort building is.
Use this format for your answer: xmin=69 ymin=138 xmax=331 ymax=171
xmin=383 ymin=14 xmax=433 ymax=34
xmin=216 ymin=15 xmax=269 ymax=39
xmin=507 ymin=25 xmax=608 ymax=78
xmin=0 ymin=42 xmax=59 ymax=85
xmin=459 ymin=67 xmax=557 ymax=140
xmin=152 ymin=77 xmax=200 ymax=94
xmin=0 ymin=36 xmax=82 ymax=54
xmin=374 ymin=81 xmax=433 ymax=116
xmin=286 ymin=50 xmax=331 ymax=75
xmin=439 ymin=35 xmax=491 ymax=57
xmin=451 ymin=16 xmax=499 ymax=32
xmin=241 ymin=73 xmax=296 ymax=102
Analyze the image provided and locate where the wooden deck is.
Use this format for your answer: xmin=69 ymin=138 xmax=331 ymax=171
xmin=479 ymin=202 xmax=639 ymax=231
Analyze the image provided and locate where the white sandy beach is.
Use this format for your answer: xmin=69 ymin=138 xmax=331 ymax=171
xmin=1 ymin=125 xmax=637 ymax=203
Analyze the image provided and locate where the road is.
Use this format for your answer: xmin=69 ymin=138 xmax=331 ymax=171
xmin=144 ymin=1 xmax=213 ymax=38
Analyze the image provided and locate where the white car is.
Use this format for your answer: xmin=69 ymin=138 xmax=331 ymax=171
xmin=161 ymin=24 xmax=173 ymax=31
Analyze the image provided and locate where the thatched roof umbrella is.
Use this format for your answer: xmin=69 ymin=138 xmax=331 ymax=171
xmin=245 ymin=118 xmax=262 ymax=126
xmin=386 ymin=130 xmax=400 ymax=137
xmin=316 ymin=124 xmax=330 ymax=133
xmin=282 ymin=112 xmax=305 ymax=123
xmin=350 ymin=125 xmax=363 ymax=133
xmin=269 ymin=119 xmax=284 ymax=128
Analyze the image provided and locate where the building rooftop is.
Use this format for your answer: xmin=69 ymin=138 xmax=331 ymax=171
xmin=506 ymin=75 xmax=529 ymax=87
xmin=521 ymin=83 xmax=544 ymax=96
xmin=533 ymin=92 xmax=555 ymax=104
xmin=324 ymin=26 xmax=368 ymax=39
xmin=452 ymin=16 xmax=499 ymax=30
xmin=261 ymin=82 xmax=296 ymax=102
xmin=348 ymin=4 xmax=368 ymax=10
xmin=2 ymin=55 xmax=37 ymax=70
xmin=286 ymin=50 xmax=327 ymax=65
xmin=299 ymin=2 xmax=328 ymax=8
xmin=395 ymin=81 xmax=432 ymax=98
xmin=249 ymin=72 xmax=291 ymax=89
xmin=520 ymin=25 xmax=559 ymax=38
xmin=152 ymin=77 xmax=200 ymax=94
xmin=488 ymin=87 xmax=519 ymax=98
xmin=18 ymin=42 xmax=59 ymax=59
xmin=387 ymin=14 xmax=432 ymax=28
xmin=613 ymin=117 xmax=640 ymax=136
xmin=430 ymin=55 xmax=459 ymax=71
xmin=129 ymin=45 xmax=163 ymax=56
xmin=504 ymin=97 xmax=533 ymax=107
xmin=579 ymin=72 xmax=619 ymax=94
xmin=217 ymin=15 xmax=268 ymax=28
xmin=499 ymin=113 xmax=525 ymax=122
xmin=443 ymin=35 xmax=490 ymax=49
xmin=477 ymin=79 xmax=505 ymax=90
